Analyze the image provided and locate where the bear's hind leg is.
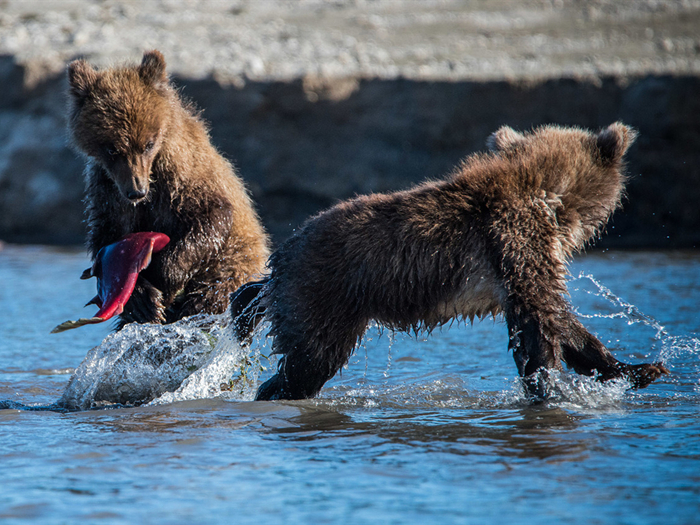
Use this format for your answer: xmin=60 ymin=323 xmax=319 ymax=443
xmin=230 ymin=278 xmax=270 ymax=344
xmin=255 ymin=351 xmax=336 ymax=401
xmin=256 ymin=320 xmax=367 ymax=401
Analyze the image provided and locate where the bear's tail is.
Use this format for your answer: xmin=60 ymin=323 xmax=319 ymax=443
xmin=230 ymin=278 xmax=269 ymax=344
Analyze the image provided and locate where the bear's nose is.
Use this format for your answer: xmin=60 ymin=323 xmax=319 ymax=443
xmin=127 ymin=189 xmax=147 ymax=201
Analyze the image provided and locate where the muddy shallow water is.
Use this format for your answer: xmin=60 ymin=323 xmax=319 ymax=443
xmin=1 ymin=246 xmax=698 ymax=524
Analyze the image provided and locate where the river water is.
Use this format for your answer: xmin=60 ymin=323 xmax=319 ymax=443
xmin=0 ymin=245 xmax=698 ymax=524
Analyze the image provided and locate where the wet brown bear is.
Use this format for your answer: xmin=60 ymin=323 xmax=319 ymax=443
xmin=68 ymin=50 xmax=269 ymax=327
xmin=231 ymin=123 xmax=668 ymax=400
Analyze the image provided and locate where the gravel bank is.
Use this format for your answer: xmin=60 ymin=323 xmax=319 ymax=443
xmin=0 ymin=0 xmax=698 ymax=247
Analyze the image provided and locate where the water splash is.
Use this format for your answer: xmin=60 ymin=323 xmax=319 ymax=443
xmin=322 ymin=375 xmax=479 ymax=409
xmin=658 ymin=333 xmax=700 ymax=395
xmin=658 ymin=334 xmax=700 ymax=364
xmin=570 ymin=272 xmax=700 ymax=395
xmin=321 ymin=371 xmax=632 ymax=412
xmin=536 ymin=371 xmax=629 ymax=410
xmin=573 ymin=272 xmax=667 ymax=339
xmin=382 ymin=330 xmax=395 ymax=378
xmin=150 ymin=325 xmax=270 ymax=406
xmin=57 ymin=314 xmax=262 ymax=410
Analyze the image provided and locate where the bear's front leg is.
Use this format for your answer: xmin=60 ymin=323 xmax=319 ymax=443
xmin=491 ymin=199 xmax=570 ymax=398
xmin=145 ymin=197 xmax=235 ymax=315
xmin=118 ymin=277 xmax=167 ymax=327
xmin=505 ymin=308 xmax=564 ymax=399
xmin=560 ymin=318 xmax=669 ymax=388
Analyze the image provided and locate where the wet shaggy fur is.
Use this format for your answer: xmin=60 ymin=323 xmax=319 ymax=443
xmin=68 ymin=51 xmax=269 ymax=326
xmin=231 ymin=123 xmax=668 ymax=400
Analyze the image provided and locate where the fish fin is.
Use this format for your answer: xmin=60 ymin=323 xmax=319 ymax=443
xmin=50 ymin=317 xmax=106 ymax=333
xmin=140 ymin=248 xmax=153 ymax=272
xmin=85 ymin=295 xmax=102 ymax=308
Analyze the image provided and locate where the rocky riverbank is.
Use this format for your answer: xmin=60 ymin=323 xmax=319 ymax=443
xmin=0 ymin=0 xmax=698 ymax=247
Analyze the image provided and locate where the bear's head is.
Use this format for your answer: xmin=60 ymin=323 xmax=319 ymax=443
xmin=67 ymin=50 xmax=173 ymax=204
xmin=487 ymin=122 xmax=637 ymax=167
xmin=486 ymin=122 xmax=638 ymax=253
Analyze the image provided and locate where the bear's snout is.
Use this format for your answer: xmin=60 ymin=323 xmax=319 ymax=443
xmin=109 ymin=155 xmax=152 ymax=204
xmin=126 ymin=187 xmax=148 ymax=202
xmin=115 ymin=173 xmax=149 ymax=204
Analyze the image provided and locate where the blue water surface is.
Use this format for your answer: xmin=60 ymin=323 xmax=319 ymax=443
xmin=0 ymin=246 xmax=698 ymax=524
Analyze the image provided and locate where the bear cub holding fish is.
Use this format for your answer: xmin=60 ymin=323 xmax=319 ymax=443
xmin=232 ymin=122 xmax=668 ymax=400
xmin=67 ymin=50 xmax=269 ymax=328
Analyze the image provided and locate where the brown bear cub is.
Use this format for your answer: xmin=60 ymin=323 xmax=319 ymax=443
xmin=67 ymin=50 xmax=269 ymax=327
xmin=231 ymin=122 xmax=668 ymax=401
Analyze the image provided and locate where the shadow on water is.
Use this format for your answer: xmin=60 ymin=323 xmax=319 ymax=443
xmin=261 ymin=401 xmax=591 ymax=462
xmin=0 ymin=400 xmax=70 ymax=412
xmin=22 ymin=391 xmax=593 ymax=464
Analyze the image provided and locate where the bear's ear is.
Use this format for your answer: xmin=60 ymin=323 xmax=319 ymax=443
xmin=486 ymin=126 xmax=526 ymax=152
xmin=139 ymin=50 xmax=168 ymax=87
xmin=596 ymin=122 xmax=638 ymax=164
xmin=67 ymin=59 xmax=97 ymax=100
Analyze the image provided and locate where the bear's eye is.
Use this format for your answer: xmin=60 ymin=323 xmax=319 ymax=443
xmin=144 ymin=141 xmax=155 ymax=153
xmin=105 ymin=147 xmax=118 ymax=158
